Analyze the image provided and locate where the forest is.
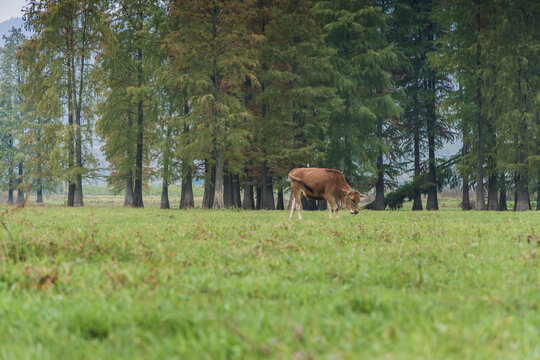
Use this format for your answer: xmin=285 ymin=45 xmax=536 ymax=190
xmin=0 ymin=0 xmax=538 ymax=211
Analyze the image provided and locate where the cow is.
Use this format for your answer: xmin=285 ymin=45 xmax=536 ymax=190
xmin=288 ymin=167 xmax=367 ymax=219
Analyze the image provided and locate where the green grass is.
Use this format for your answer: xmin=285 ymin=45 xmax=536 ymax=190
xmin=0 ymin=202 xmax=538 ymax=359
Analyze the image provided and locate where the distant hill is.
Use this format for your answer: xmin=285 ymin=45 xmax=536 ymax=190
xmin=0 ymin=17 xmax=30 ymax=46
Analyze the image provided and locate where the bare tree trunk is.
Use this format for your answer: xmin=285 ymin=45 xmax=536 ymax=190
xmin=132 ymin=98 xmax=144 ymax=208
xmin=180 ymin=167 xmax=194 ymax=209
xmin=214 ymin=150 xmax=224 ymax=209
xmin=461 ymin=138 xmax=472 ymax=210
xmin=243 ymin=184 xmax=254 ymax=210
xmin=515 ymin=173 xmax=530 ymax=211
xmin=536 ymin=181 xmax=540 ymax=210
xmin=8 ymin=169 xmax=14 ymax=205
xmin=124 ymin=174 xmax=134 ymax=206
xmin=426 ymin=99 xmax=438 ymax=210
xmin=260 ymin=163 xmax=275 ymax=210
xmin=36 ymin=179 xmax=43 ymax=204
xmin=202 ymin=161 xmax=216 ymax=209
xmin=475 ymin=11 xmax=485 ymax=211
xmin=498 ymin=187 xmax=507 ymax=211
xmin=67 ymin=39 xmax=75 ymax=207
xmin=223 ymin=170 xmax=233 ymax=208
xmin=233 ymin=175 xmax=242 ymax=208
xmin=160 ymin=182 xmax=170 ymax=209
xmin=16 ymin=162 xmax=24 ymax=205
xmin=373 ymin=149 xmax=385 ymax=210
xmin=412 ymin=132 xmax=423 ymax=210
xmin=487 ymin=173 xmax=498 ymax=210
xmin=67 ymin=183 xmax=76 ymax=207
xmin=276 ymin=186 xmax=284 ymax=210
xmin=255 ymin=185 xmax=262 ymax=210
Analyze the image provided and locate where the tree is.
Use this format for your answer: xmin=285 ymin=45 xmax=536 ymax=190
xmin=22 ymin=0 xmax=103 ymax=207
xmin=317 ymin=0 xmax=400 ymax=210
xmin=0 ymin=28 xmax=27 ymax=204
xmin=167 ymin=0 xmax=255 ymax=209
xmin=96 ymin=0 xmax=166 ymax=208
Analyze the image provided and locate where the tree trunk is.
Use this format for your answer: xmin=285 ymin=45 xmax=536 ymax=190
xmin=475 ymin=11 xmax=485 ymax=211
xmin=412 ymin=132 xmax=423 ymax=211
xmin=16 ymin=162 xmax=24 ymax=205
xmin=426 ymin=99 xmax=438 ymax=210
xmin=276 ymin=186 xmax=284 ymax=210
xmin=180 ymin=168 xmax=194 ymax=209
xmin=515 ymin=173 xmax=530 ymax=211
xmin=160 ymin=182 xmax=170 ymax=209
xmin=73 ymin=176 xmax=83 ymax=207
xmin=132 ymin=96 xmax=144 ymax=208
xmin=255 ymin=185 xmax=262 ymax=210
xmin=462 ymin=179 xmax=472 ymax=210
xmin=373 ymin=149 xmax=385 ymax=210
xmin=487 ymin=173 xmax=498 ymax=210
xmin=202 ymin=160 xmax=215 ymax=209
xmin=36 ymin=178 xmax=44 ymax=204
xmin=233 ymin=175 xmax=242 ymax=208
xmin=536 ymin=181 xmax=540 ymax=210
xmin=243 ymin=184 xmax=254 ymax=210
xmin=213 ymin=150 xmax=224 ymax=209
xmin=498 ymin=187 xmax=507 ymax=211
xmin=223 ymin=170 xmax=232 ymax=208
xmin=260 ymin=162 xmax=275 ymax=210
xmin=67 ymin=183 xmax=76 ymax=207
xmin=124 ymin=174 xmax=134 ymax=206
xmin=67 ymin=43 xmax=75 ymax=207
xmin=132 ymin=44 xmax=144 ymax=208
xmin=8 ymin=169 xmax=14 ymax=205
xmin=461 ymin=138 xmax=472 ymax=210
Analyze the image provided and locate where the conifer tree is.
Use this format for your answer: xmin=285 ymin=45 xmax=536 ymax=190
xmin=317 ymin=0 xmax=400 ymax=210
xmin=167 ymin=0 xmax=255 ymax=209
xmin=22 ymin=0 xmax=103 ymax=207
xmin=96 ymin=0 xmax=166 ymax=208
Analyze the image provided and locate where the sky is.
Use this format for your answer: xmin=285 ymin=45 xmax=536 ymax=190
xmin=0 ymin=0 xmax=26 ymax=23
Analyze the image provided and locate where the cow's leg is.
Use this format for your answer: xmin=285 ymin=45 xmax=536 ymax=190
xmin=327 ymin=197 xmax=339 ymax=219
xmin=289 ymin=183 xmax=303 ymax=219
xmin=295 ymin=195 xmax=303 ymax=219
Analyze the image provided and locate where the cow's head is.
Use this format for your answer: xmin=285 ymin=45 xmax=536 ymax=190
xmin=344 ymin=189 xmax=367 ymax=214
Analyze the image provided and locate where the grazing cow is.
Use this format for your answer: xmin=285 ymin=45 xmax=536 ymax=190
xmin=288 ymin=168 xmax=367 ymax=219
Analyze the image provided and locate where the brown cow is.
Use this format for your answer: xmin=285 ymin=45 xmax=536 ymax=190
xmin=288 ymin=167 xmax=367 ymax=219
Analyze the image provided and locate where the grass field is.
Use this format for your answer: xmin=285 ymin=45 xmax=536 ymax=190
xmin=0 ymin=202 xmax=538 ymax=359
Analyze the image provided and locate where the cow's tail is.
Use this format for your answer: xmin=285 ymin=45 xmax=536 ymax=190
xmin=289 ymin=174 xmax=314 ymax=193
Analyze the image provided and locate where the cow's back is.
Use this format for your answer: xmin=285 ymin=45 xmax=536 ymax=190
xmin=289 ymin=168 xmax=347 ymax=194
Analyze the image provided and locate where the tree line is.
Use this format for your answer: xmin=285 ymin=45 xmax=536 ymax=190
xmin=0 ymin=0 xmax=538 ymax=211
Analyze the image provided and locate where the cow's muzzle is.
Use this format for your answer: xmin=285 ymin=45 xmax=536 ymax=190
xmin=350 ymin=210 xmax=359 ymax=215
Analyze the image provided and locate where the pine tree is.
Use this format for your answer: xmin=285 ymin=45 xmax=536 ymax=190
xmin=317 ymin=0 xmax=400 ymax=210
xmin=167 ymin=0 xmax=256 ymax=209
xmin=22 ymin=0 xmax=103 ymax=207
xmin=96 ymin=0 xmax=166 ymax=208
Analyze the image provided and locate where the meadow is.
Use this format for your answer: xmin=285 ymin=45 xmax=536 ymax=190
xmin=0 ymin=201 xmax=538 ymax=359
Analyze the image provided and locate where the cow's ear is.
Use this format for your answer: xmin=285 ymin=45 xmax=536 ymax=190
xmin=340 ymin=189 xmax=348 ymax=197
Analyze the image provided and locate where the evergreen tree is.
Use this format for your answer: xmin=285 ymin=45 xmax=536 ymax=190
xmin=96 ymin=0 xmax=166 ymax=208
xmin=167 ymin=0 xmax=255 ymax=209
xmin=22 ymin=0 xmax=103 ymax=207
xmin=317 ymin=0 xmax=400 ymax=210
